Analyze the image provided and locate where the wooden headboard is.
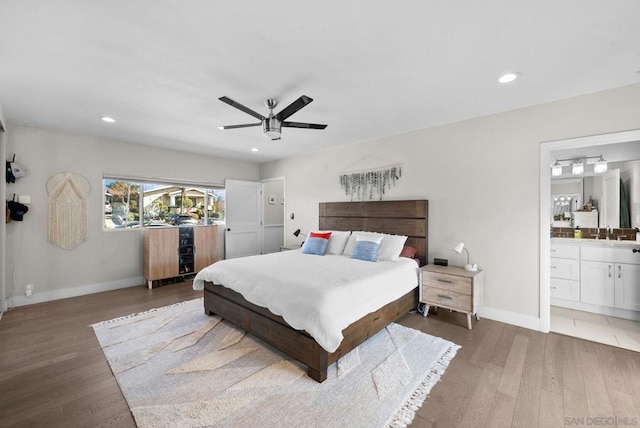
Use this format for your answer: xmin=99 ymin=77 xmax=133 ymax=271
xmin=318 ymin=200 xmax=429 ymax=265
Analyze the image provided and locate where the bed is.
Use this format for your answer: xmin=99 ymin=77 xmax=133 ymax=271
xmin=194 ymin=200 xmax=428 ymax=382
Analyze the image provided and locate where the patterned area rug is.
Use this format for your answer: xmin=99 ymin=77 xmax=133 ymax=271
xmin=92 ymin=298 xmax=460 ymax=428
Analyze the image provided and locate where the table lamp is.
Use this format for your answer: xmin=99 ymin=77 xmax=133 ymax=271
xmin=453 ymin=242 xmax=477 ymax=271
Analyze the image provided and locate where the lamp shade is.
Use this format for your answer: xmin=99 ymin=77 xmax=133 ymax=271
xmin=453 ymin=242 xmax=465 ymax=254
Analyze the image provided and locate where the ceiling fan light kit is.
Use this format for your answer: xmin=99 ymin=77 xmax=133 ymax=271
xmin=219 ymin=95 xmax=327 ymax=140
xmin=263 ymin=100 xmax=282 ymax=140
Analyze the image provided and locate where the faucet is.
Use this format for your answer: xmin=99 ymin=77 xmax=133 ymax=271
xmin=605 ymin=225 xmax=612 ymax=240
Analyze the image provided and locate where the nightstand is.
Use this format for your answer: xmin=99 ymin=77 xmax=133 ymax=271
xmin=420 ymin=264 xmax=484 ymax=329
xmin=279 ymin=245 xmax=300 ymax=251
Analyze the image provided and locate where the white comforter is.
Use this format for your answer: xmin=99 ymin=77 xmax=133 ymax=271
xmin=193 ymin=250 xmax=419 ymax=353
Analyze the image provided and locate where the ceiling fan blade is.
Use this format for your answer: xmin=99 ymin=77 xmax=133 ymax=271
xmin=275 ymin=95 xmax=313 ymax=121
xmin=218 ymin=123 xmax=261 ymax=130
xmin=219 ymin=96 xmax=265 ymax=120
xmin=282 ymin=121 xmax=327 ymax=130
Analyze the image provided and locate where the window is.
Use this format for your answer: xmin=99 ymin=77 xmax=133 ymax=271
xmin=104 ymin=178 xmax=225 ymax=230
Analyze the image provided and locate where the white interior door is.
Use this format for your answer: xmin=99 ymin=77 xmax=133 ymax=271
xmin=224 ymin=179 xmax=262 ymax=259
xmin=602 ymin=169 xmax=620 ymax=228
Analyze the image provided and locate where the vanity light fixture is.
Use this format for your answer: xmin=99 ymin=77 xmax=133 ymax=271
xmin=551 ymin=155 xmax=607 ymax=177
xmin=572 ymin=161 xmax=584 ymax=175
xmin=453 ymin=242 xmax=477 ymax=271
xmin=594 ymin=155 xmax=608 ymax=174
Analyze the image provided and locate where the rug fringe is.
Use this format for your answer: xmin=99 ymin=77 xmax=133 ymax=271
xmin=90 ymin=298 xmax=203 ymax=327
xmin=388 ymin=342 xmax=461 ymax=428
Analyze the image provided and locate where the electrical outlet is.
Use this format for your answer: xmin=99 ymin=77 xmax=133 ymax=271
xmin=25 ymin=283 xmax=34 ymax=296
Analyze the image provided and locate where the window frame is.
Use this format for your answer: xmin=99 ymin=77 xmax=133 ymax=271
xmin=103 ymin=174 xmax=225 ymax=231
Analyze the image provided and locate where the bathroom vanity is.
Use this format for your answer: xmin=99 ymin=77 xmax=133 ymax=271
xmin=551 ymin=238 xmax=640 ymax=320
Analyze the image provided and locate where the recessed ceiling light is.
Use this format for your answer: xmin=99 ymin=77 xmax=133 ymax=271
xmin=251 ymin=148 xmax=259 ymax=152
xmin=100 ymin=116 xmax=116 ymax=123
xmin=498 ymin=72 xmax=520 ymax=84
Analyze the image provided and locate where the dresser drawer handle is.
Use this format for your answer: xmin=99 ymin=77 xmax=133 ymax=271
xmin=437 ymin=294 xmax=453 ymax=300
xmin=437 ymin=279 xmax=454 ymax=284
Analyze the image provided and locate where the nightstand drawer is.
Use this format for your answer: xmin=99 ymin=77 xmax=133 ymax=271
xmin=422 ymin=286 xmax=472 ymax=312
xmin=423 ymin=271 xmax=472 ymax=294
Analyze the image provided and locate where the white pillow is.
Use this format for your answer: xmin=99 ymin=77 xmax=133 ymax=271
xmin=377 ymin=234 xmax=408 ymax=261
xmin=342 ymin=231 xmax=383 ymax=256
xmin=315 ymin=230 xmax=351 ymax=255
xmin=342 ymin=231 xmax=408 ymax=261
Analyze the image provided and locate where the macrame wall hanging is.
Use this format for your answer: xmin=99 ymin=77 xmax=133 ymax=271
xmin=46 ymin=172 xmax=91 ymax=249
xmin=339 ymin=159 xmax=402 ymax=201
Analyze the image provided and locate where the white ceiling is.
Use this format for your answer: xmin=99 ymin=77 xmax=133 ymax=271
xmin=1 ymin=1 xmax=639 ymax=163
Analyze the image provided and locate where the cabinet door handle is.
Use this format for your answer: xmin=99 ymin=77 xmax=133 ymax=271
xmin=551 ymin=286 xmax=557 ymax=290
xmin=618 ymin=265 xmax=621 ymax=279
xmin=608 ymin=265 xmax=612 ymax=278
xmin=437 ymin=294 xmax=453 ymax=300
xmin=437 ymin=279 xmax=454 ymax=284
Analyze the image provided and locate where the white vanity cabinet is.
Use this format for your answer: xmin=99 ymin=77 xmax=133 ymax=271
xmin=580 ymin=246 xmax=640 ymax=312
xmin=615 ymin=263 xmax=640 ymax=311
xmin=550 ymin=243 xmax=580 ymax=302
xmin=580 ymin=261 xmax=615 ymax=307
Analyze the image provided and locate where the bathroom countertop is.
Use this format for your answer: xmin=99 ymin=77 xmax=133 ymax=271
xmin=551 ymin=237 xmax=640 ymax=248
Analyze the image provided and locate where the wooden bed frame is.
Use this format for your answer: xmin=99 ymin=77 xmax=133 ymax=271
xmin=203 ymin=199 xmax=428 ymax=382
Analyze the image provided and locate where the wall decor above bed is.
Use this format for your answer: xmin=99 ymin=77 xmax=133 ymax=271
xmin=339 ymin=163 xmax=402 ymax=201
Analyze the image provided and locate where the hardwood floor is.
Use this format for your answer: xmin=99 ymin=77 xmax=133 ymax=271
xmin=1 ymin=283 xmax=638 ymax=427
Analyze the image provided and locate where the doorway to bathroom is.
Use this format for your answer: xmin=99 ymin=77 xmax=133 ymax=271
xmin=540 ymin=129 xmax=640 ymax=352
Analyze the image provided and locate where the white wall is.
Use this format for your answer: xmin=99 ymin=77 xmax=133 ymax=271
xmin=0 ymin=105 xmax=6 ymax=312
xmin=262 ymin=177 xmax=285 ymax=253
xmin=4 ymin=125 xmax=259 ymax=307
xmin=260 ymin=83 xmax=640 ymax=329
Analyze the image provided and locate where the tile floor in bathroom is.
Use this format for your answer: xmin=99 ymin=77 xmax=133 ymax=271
xmin=551 ymin=305 xmax=640 ymax=352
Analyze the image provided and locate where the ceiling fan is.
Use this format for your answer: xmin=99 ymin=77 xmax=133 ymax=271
xmin=218 ymin=95 xmax=327 ymax=140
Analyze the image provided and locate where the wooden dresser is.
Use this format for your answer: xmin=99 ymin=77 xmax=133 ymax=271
xmin=420 ymin=264 xmax=484 ymax=329
xmin=144 ymin=225 xmax=219 ymax=289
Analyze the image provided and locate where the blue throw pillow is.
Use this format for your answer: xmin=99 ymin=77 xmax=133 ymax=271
xmin=351 ymin=237 xmax=382 ymax=262
xmin=302 ymin=232 xmax=332 ymax=255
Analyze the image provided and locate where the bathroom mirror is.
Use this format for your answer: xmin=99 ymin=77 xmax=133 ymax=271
xmin=551 ymin=159 xmax=640 ymax=229
xmin=551 ymin=179 xmax=583 ymax=226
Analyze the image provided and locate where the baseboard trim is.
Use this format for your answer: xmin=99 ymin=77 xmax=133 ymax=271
xmin=478 ymin=306 xmax=542 ymax=331
xmin=7 ymin=277 xmax=145 ymax=308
